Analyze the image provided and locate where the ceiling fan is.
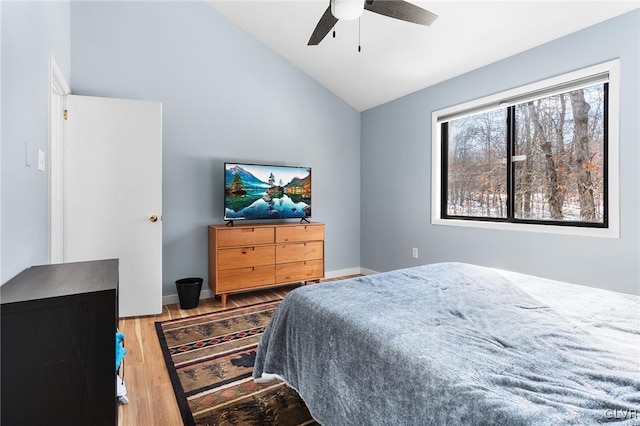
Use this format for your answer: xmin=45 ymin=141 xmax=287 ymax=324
xmin=308 ymin=0 xmax=438 ymax=46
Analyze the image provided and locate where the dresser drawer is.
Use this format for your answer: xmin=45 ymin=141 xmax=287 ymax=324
xmin=276 ymin=241 xmax=323 ymax=264
xmin=217 ymin=265 xmax=275 ymax=292
xmin=217 ymin=227 xmax=274 ymax=247
xmin=217 ymin=246 xmax=275 ymax=271
xmin=275 ymin=225 xmax=324 ymax=243
xmin=275 ymin=260 xmax=324 ymax=283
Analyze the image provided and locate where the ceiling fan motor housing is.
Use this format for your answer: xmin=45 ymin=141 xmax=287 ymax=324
xmin=331 ymin=0 xmax=365 ymax=20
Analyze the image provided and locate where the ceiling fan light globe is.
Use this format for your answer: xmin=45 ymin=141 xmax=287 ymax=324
xmin=331 ymin=0 xmax=364 ymax=21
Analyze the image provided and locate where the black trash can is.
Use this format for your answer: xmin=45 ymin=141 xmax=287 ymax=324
xmin=175 ymin=277 xmax=203 ymax=309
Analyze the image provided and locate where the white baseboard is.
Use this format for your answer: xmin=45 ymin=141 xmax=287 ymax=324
xmin=359 ymin=267 xmax=379 ymax=275
xmin=162 ymin=266 xmax=379 ymax=306
xmin=324 ymin=267 xmax=362 ymax=278
xmin=163 ymin=287 xmax=215 ymax=306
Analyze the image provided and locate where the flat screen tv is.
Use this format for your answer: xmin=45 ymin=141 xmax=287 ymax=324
xmin=224 ymin=162 xmax=312 ymax=221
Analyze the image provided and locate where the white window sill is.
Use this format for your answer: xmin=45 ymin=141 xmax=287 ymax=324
xmin=432 ymin=217 xmax=619 ymax=238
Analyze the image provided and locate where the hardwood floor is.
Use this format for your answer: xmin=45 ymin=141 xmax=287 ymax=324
xmin=117 ymin=276 xmax=360 ymax=426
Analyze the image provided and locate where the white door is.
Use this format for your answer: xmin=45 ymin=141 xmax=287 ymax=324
xmin=64 ymin=95 xmax=162 ymax=317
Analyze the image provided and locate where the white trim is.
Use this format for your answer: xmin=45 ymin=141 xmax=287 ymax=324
xmin=431 ymin=60 xmax=620 ymax=238
xmin=359 ymin=267 xmax=379 ymax=275
xmin=162 ymin=287 xmax=216 ymax=306
xmin=49 ymin=55 xmax=70 ymax=264
xmin=324 ymin=267 xmax=363 ymax=278
xmin=434 ymin=61 xmax=616 ymax=123
xmin=161 ymin=267 xmax=379 ymax=306
xmin=50 ymin=55 xmax=70 ymax=94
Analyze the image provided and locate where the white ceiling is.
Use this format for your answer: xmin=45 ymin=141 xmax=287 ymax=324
xmin=207 ymin=1 xmax=639 ymax=111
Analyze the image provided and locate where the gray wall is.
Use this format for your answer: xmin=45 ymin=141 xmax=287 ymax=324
xmin=70 ymin=1 xmax=361 ymax=296
xmin=3 ymin=2 xmax=636 ymax=296
xmin=1 ymin=1 xmax=71 ymax=283
xmin=361 ymin=10 xmax=640 ymax=295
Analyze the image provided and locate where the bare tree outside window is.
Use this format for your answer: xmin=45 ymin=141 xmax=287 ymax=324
xmin=447 ymin=110 xmax=507 ymax=218
xmin=443 ymin=83 xmax=606 ymax=226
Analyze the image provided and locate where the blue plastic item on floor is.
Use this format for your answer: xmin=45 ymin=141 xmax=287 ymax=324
xmin=116 ymin=332 xmax=126 ymax=371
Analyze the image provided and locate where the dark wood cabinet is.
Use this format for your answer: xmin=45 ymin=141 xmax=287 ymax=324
xmin=1 ymin=259 xmax=118 ymax=426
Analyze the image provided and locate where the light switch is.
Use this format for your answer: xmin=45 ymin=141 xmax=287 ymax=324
xmin=38 ymin=150 xmax=46 ymax=171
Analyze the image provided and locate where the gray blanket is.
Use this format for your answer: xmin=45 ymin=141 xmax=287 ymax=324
xmin=253 ymin=263 xmax=640 ymax=425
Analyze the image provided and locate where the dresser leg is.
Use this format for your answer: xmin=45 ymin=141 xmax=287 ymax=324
xmin=220 ymin=293 xmax=227 ymax=308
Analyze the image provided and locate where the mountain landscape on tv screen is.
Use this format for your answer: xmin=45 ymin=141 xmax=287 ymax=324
xmin=224 ymin=164 xmax=311 ymax=220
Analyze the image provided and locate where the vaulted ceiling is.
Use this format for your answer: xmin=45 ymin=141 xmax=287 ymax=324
xmin=208 ymin=1 xmax=639 ymax=111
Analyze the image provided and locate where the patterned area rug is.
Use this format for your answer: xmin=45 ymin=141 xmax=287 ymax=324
xmin=155 ymin=300 xmax=317 ymax=426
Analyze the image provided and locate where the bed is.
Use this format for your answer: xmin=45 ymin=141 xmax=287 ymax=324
xmin=252 ymin=262 xmax=640 ymax=425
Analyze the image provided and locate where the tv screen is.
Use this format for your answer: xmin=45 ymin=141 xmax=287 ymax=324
xmin=224 ymin=163 xmax=312 ymax=221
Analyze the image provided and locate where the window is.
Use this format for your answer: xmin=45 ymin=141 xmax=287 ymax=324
xmin=432 ymin=61 xmax=619 ymax=237
xmin=445 ymin=109 xmax=508 ymax=219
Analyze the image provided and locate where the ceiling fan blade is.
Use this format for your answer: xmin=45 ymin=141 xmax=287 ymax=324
xmin=364 ymin=0 xmax=438 ymax=26
xmin=308 ymin=5 xmax=339 ymax=45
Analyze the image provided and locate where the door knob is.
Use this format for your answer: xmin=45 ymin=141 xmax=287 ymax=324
xmin=149 ymin=215 xmax=158 ymax=222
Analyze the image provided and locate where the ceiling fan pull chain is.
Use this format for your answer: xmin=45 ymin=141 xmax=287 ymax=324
xmin=332 ymin=0 xmax=336 ymax=39
xmin=358 ymin=17 xmax=361 ymax=52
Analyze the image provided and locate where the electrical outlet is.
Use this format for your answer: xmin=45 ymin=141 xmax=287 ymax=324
xmin=412 ymin=248 xmax=419 ymax=259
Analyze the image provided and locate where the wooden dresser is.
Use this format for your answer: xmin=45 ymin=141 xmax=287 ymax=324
xmin=1 ymin=259 xmax=118 ymax=425
xmin=208 ymin=222 xmax=324 ymax=307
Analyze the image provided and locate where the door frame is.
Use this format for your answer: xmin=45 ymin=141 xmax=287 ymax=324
xmin=49 ymin=55 xmax=70 ymax=264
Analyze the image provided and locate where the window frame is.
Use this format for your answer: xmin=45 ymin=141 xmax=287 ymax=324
xmin=431 ymin=60 xmax=620 ymax=238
